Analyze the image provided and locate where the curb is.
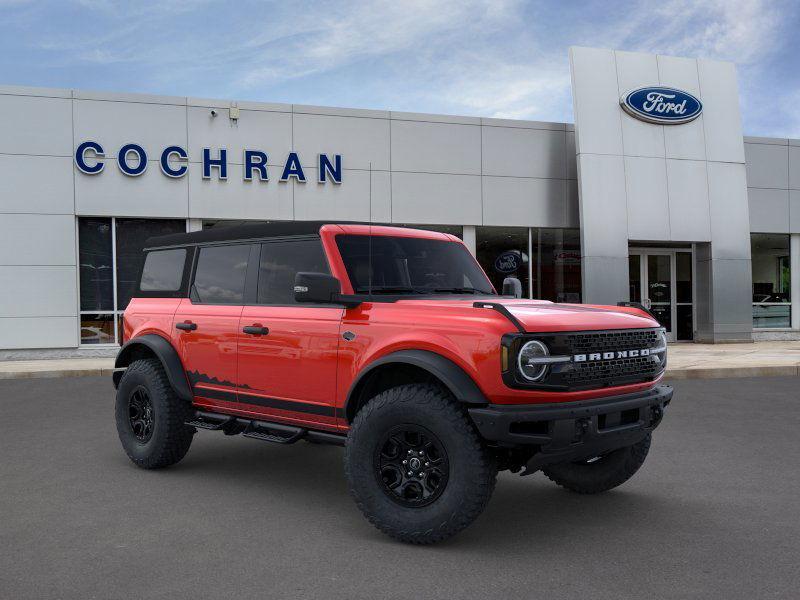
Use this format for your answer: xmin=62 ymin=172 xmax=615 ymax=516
xmin=665 ymin=365 xmax=799 ymax=380
xmin=0 ymin=368 xmax=118 ymax=381
xmin=0 ymin=365 xmax=797 ymax=382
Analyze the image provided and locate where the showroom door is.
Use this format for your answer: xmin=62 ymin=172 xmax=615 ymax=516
xmin=629 ymin=249 xmax=694 ymax=342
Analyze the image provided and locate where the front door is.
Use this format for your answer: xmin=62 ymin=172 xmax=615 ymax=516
xmin=629 ymin=249 xmax=694 ymax=342
xmin=172 ymin=243 xmax=254 ymax=408
xmin=236 ymin=237 xmax=341 ymax=429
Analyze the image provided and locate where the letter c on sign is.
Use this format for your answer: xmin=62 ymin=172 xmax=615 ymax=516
xmin=118 ymin=143 xmax=148 ymax=176
xmin=160 ymin=146 xmax=188 ymax=178
xmin=75 ymin=141 xmax=105 ymax=174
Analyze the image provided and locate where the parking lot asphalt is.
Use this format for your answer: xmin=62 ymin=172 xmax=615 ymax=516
xmin=1 ymin=376 xmax=799 ymax=600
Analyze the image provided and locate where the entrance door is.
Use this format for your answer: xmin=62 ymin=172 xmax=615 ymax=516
xmin=629 ymin=249 xmax=694 ymax=342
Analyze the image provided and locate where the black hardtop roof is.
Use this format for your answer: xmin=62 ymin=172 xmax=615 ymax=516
xmin=145 ymin=221 xmax=338 ymax=249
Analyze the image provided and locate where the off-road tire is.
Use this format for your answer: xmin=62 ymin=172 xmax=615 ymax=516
xmin=542 ymin=434 xmax=651 ymax=494
xmin=115 ymin=358 xmax=195 ymax=469
xmin=345 ymin=383 xmax=497 ymax=544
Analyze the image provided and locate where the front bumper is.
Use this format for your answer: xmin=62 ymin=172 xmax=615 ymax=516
xmin=468 ymin=384 xmax=672 ymax=471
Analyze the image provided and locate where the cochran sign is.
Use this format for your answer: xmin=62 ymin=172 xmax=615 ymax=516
xmin=620 ymin=86 xmax=702 ymax=125
xmin=74 ymin=141 xmax=343 ymax=184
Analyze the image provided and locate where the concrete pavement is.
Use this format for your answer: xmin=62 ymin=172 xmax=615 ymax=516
xmin=2 ymin=340 xmax=800 ymax=380
xmin=1 ymin=375 xmax=798 ymax=599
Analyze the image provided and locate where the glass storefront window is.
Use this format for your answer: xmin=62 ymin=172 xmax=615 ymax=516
xmin=116 ymin=219 xmax=186 ymax=310
xmin=476 ymin=227 xmax=530 ymax=295
xmin=751 ymin=233 xmax=791 ymax=328
xmin=78 ymin=217 xmax=187 ymax=345
xmin=78 ymin=218 xmax=114 ymax=312
xmin=533 ymin=228 xmax=582 ymax=303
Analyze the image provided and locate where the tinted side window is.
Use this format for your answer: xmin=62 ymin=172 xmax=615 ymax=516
xmin=258 ymin=239 xmax=329 ymax=304
xmin=140 ymin=249 xmax=187 ymax=291
xmin=193 ymin=245 xmax=250 ymax=304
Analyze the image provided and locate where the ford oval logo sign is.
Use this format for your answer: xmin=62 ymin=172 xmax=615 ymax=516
xmin=494 ymin=251 xmax=521 ymax=274
xmin=620 ymin=86 xmax=702 ymax=125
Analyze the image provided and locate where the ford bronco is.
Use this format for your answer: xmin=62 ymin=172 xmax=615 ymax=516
xmin=113 ymin=222 xmax=671 ymax=544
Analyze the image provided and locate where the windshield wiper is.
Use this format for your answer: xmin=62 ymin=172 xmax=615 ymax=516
xmin=431 ymin=287 xmax=486 ymax=294
xmin=355 ymin=286 xmax=426 ymax=295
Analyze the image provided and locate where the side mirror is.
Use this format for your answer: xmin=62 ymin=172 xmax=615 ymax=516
xmin=502 ymin=277 xmax=522 ymax=298
xmin=294 ymin=272 xmax=341 ymax=304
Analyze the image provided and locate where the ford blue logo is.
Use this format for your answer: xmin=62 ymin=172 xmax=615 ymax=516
xmin=620 ymin=86 xmax=702 ymax=125
xmin=494 ymin=251 xmax=521 ymax=274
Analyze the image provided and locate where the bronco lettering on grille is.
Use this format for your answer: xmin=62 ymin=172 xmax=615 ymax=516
xmin=573 ymin=348 xmax=651 ymax=362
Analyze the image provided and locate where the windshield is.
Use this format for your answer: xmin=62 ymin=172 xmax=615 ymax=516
xmin=336 ymin=234 xmax=495 ymax=295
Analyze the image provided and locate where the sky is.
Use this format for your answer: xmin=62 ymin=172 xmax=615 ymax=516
xmin=1 ymin=0 xmax=799 ymax=137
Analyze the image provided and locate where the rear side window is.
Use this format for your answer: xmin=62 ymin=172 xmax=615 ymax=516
xmin=193 ymin=244 xmax=250 ymax=304
xmin=140 ymin=249 xmax=186 ymax=291
xmin=258 ymin=239 xmax=329 ymax=304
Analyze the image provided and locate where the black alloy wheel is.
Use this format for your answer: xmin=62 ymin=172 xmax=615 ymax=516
xmin=375 ymin=424 xmax=449 ymax=507
xmin=128 ymin=386 xmax=154 ymax=443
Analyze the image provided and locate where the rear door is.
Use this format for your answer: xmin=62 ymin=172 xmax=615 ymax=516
xmin=237 ymin=237 xmax=342 ymax=429
xmin=172 ymin=243 xmax=257 ymax=409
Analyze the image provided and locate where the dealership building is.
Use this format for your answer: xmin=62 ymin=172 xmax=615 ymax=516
xmin=1 ymin=46 xmax=799 ymax=358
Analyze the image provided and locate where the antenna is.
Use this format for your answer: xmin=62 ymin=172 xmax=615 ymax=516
xmin=368 ymin=161 xmax=373 ymax=296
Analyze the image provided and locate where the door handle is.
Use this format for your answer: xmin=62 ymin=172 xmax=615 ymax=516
xmin=175 ymin=321 xmax=197 ymax=331
xmin=242 ymin=325 xmax=269 ymax=336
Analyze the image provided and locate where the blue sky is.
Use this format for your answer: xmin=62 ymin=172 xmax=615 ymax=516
xmin=2 ymin=0 xmax=799 ymax=136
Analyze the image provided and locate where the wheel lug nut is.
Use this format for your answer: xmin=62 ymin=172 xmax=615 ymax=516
xmin=425 ymin=462 xmax=430 ymax=467
xmin=407 ymin=450 xmax=412 ymax=454
xmin=402 ymin=460 xmax=407 ymax=465
xmin=407 ymin=471 xmax=413 ymax=476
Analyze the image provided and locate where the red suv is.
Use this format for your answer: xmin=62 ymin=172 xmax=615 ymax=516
xmin=113 ymin=222 xmax=671 ymax=544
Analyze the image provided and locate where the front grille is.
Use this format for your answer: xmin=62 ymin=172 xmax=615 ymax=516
xmin=566 ymin=329 xmax=661 ymax=354
xmin=563 ymin=355 xmax=657 ymax=387
xmin=503 ymin=328 xmax=666 ymax=391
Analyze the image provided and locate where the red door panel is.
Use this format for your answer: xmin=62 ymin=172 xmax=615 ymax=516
xmin=237 ymin=305 xmax=342 ymax=429
xmin=172 ymin=298 xmax=243 ymax=410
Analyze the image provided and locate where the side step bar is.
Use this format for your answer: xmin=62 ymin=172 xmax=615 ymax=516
xmin=186 ymin=410 xmax=346 ymax=446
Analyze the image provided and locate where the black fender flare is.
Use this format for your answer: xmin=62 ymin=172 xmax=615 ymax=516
xmin=344 ymin=349 xmax=487 ymax=422
xmin=114 ymin=334 xmax=193 ymax=402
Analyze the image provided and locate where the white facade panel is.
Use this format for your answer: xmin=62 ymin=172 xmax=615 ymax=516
xmin=708 ymin=162 xmax=751 ymax=259
xmin=788 ymin=146 xmax=800 ymax=190
xmin=745 ymin=142 xmax=789 ymax=189
xmin=697 ymin=59 xmax=746 ymax=164
xmin=657 ymin=55 xmax=707 ymax=161
xmin=390 ymin=120 xmax=481 ymax=175
xmin=665 ymin=159 xmax=711 ymax=242
xmin=565 ymin=180 xmax=580 ymax=228
xmin=187 ymin=169 xmax=294 ymax=221
xmin=791 ymin=190 xmax=800 ymax=233
xmin=293 ymin=113 xmax=390 ymax=172
xmin=0 ymin=213 xmax=75 ymax=265
xmin=615 ymin=50 xmax=665 ymax=159
xmin=75 ymin=162 xmax=189 ymax=218
xmin=0 ymin=266 xmax=76 ymax=317
xmin=748 ymin=187 xmax=790 ymax=233
xmin=0 ymin=316 xmax=78 ymax=350
xmin=187 ymin=106 xmax=292 ymax=166
xmin=0 ymin=94 xmax=73 ymax=156
xmin=294 ymin=168 xmax=390 ymax=223
xmin=481 ymin=127 xmax=565 ymax=179
xmin=576 ymin=154 xmax=628 ymax=257
xmin=565 ymin=132 xmax=577 ymax=179
xmin=569 ymin=47 xmax=624 ymax=156
xmin=482 ymin=176 xmax=567 ymax=227
xmin=0 ymin=155 xmax=74 ymax=214
xmin=624 ymin=156 xmax=670 ymax=240
xmin=73 ymin=98 xmax=187 ymax=160
xmin=391 ymin=172 xmax=481 ymax=225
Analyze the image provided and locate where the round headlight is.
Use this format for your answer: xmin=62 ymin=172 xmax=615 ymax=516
xmin=517 ymin=340 xmax=550 ymax=382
